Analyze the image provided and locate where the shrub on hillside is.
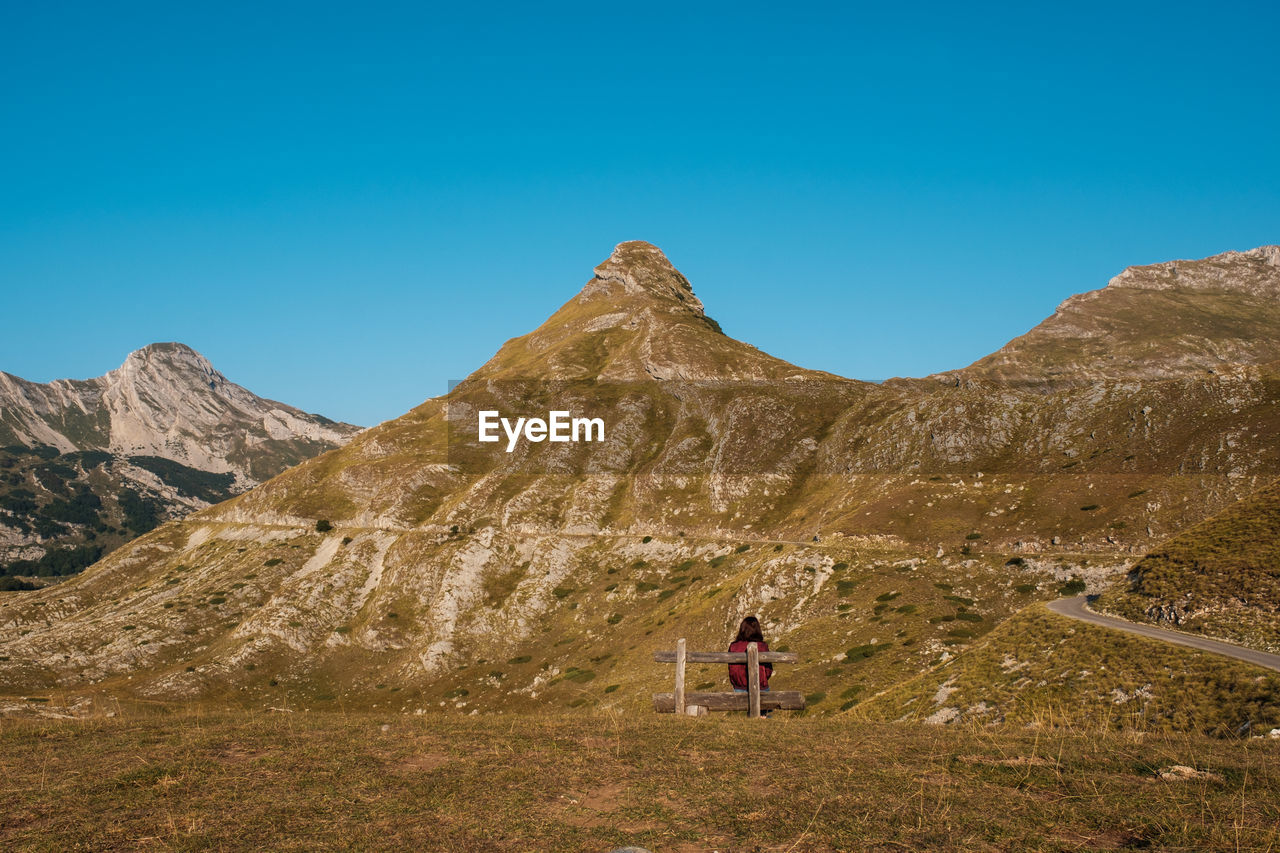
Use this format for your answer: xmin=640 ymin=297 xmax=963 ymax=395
xmin=1059 ymin=578 xmax=1087 ymax=596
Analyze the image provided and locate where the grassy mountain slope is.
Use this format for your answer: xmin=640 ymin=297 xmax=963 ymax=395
xmin=1096 ymin=477 xmax=1280 ymax=652
xmin=857 ymin=604 xmax=1280 ymax=736
xmin=0 ymin=526 xmax=1061 ymax=714
xmin=944 ymin=245 xmax=1280 ymax=386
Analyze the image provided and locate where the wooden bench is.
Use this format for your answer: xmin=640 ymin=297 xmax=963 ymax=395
xmin=653 ymin=638 xmax=804 ymax=718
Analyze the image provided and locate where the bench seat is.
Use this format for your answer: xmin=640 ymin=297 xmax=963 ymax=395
xmin=653 ymin=690 xmax=806 ymax=713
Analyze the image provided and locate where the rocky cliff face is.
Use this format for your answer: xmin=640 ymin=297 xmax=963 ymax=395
xmin=2 ymin=242 xmax=1278 ymax=721
xmin=0 ymin=344 xmax=361 ymax=578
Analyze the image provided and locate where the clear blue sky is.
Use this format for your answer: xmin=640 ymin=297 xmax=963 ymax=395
xmin=3 ymin=1 xmax=1277 ymax=426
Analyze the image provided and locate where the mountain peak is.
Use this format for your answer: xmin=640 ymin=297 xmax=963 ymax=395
xmin=122 ymin=342 xmax=212 ymax=369
xmin=0 ymin=341 xmax=360 ymax=475
xmin=117 ymin=342 xmax=225 ymax=393
xmin=582 ymin=241 xmax=706 ymax=315
xmin=135 ymin=341 xmax=200 ymax=355
xmin=467 ymin=241 xmax=839 ymax=383
xmin=1107 ymin=244 xmax=1280 ymax=298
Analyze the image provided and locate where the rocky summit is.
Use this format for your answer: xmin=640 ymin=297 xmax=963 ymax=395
xmin=940 ymin=245 xmax=1280 ymax=386
xmin=0 ymin=343 xmax=361 ymax=580
xmin=1 ymin=243 xmax=1278 ymax=734
xmin=471 ymin=240 xmax=824 ymax=383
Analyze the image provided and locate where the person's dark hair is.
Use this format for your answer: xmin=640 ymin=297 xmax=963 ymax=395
xmin=735 ymin=615 xmax=765 ymax=644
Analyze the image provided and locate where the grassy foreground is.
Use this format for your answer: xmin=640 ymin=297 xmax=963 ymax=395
xmin=2 ymin=711 xmax=1279 ymax=851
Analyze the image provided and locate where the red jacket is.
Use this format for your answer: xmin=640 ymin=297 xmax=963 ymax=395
xmin=727 ymin=640 xmax=772 ymax=690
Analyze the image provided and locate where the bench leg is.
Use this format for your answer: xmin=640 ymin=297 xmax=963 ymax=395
xmin=675 ymin=638 xmax=687 ymax=716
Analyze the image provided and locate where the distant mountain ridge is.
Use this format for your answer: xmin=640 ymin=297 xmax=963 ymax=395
xmin=0 ymin=342 xmax=359 ymax=483
xmin=0 ymin=343 xmax=361 ymax=579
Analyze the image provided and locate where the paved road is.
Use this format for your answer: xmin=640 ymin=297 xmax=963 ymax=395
xmin=1047 ymin=596 xmax=1280 ymax=673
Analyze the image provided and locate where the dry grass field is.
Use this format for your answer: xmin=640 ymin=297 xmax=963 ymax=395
xmin=3 ymin=709 xmax=1278 ymax=852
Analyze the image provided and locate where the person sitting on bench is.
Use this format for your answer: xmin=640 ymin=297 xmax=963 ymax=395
xmin=728 ymin=615 xmax=773 ymax=713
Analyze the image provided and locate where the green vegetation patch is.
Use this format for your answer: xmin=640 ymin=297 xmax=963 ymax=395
xmin=1059 ymin=578 xmax=1087 ymax=596
xmin=845 ymin=642 xmax=892 ymax=662
xmin=0 ymin=577 xmax=38 ymax=591
xmin=483 ymin=563 xmax=528 ymax=607
xmin=127 ymin=456 xmax=237 ymax=503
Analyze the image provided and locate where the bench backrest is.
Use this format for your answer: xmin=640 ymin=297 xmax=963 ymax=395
xmin=653 ymin=638 xmax=801 ymax=718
